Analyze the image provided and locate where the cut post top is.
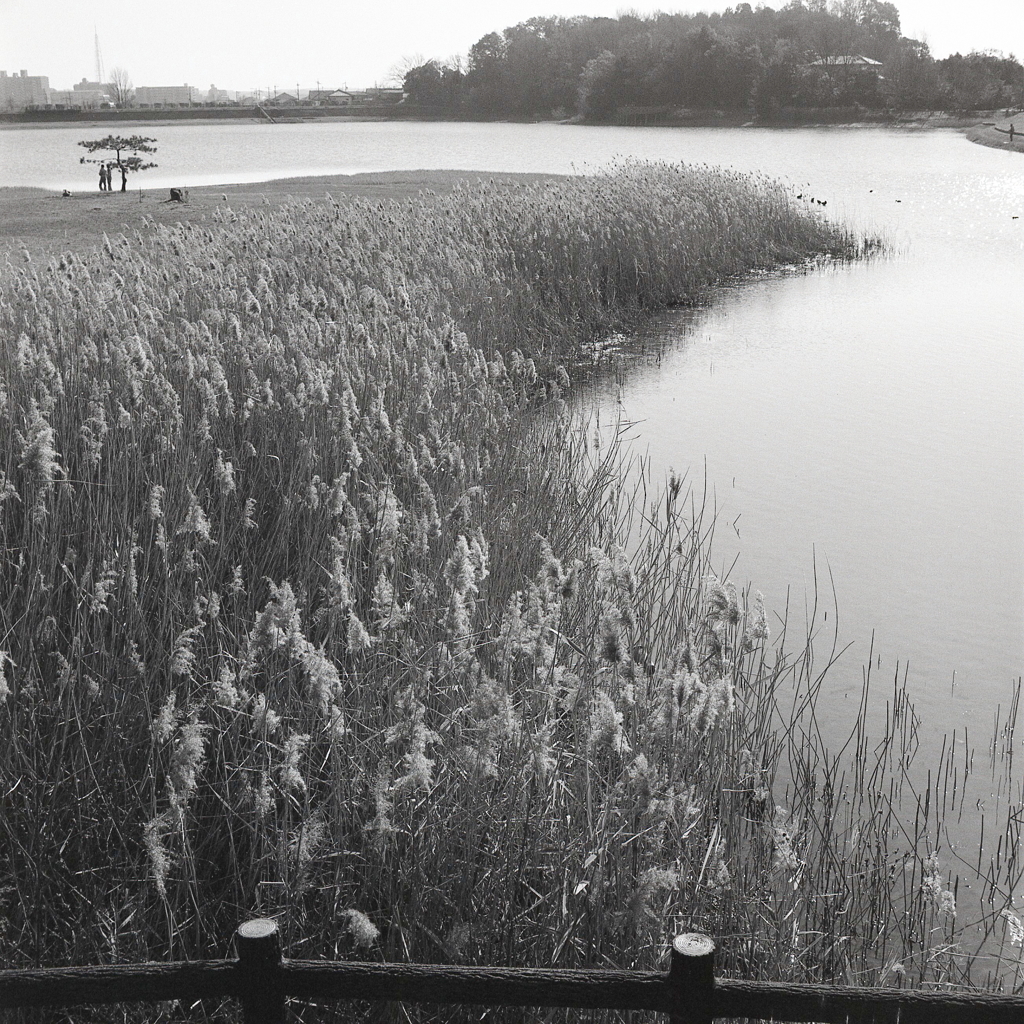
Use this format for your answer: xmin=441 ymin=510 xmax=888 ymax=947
xmin=238 ymin=919 xmax=279 ymax=941
xmin=672 ymin=934 xmax=716 ymax=959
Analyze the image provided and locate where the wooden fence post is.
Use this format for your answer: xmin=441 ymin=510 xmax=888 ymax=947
xmin=236 ymin=918 xmax=286 ymax=1024
xmin=667 ymin=933 xmax=716 ymax=1024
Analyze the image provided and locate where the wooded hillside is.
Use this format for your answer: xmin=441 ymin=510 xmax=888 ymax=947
xmin=402 ymin=1 xmax=1023 ymax=120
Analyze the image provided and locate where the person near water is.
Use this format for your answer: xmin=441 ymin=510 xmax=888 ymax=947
xmin=98 ymin=164 xmax=107 ymax=191
xmin=994 ymin=122 xmax=1017 ymax=144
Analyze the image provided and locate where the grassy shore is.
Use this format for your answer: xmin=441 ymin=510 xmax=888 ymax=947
xmin=965 ymin=116 xmax=1024 ymax=154
xmin=0 ymin=169 xmax=564 ymax=257
xmin=4 ymin=162 xmax=1016 ymax=1017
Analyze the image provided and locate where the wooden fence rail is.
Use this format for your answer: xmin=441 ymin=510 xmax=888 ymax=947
xmin=2 ymin=920 xmax=1024 ymax=1024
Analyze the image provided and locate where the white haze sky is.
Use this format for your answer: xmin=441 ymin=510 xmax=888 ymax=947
xmin=1 ymin=0 xmax=1021 ymax=94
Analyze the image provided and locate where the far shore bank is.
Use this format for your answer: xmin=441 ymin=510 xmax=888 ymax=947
xmin=0 ymin=112 xmax=419 ymax=131
xmin=0 ymin=107 xmax=998 ymax=132
xmin=0 ymin=169 xmax=563 ymax=256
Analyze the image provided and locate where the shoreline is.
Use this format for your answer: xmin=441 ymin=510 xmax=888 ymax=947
xmin=0 ymin=113 xmax=406 ymax=131
xmin=0 ymin=108 xmax=996 ymax=132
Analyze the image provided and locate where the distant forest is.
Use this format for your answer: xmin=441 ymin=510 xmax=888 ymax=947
xmin=401 ymin=0 xmax=1024 ymax=121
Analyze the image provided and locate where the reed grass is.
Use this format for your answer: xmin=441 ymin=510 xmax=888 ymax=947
xmin=0 ymin=162 xmax=1016 ymax=1022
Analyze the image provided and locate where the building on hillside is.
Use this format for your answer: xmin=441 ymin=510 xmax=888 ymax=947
xmin=806 ymin=54 xmax=883 ymax=69
xmin=804 ymin=54 xmax=884 ymax=102
xmin=135 ymin=84 xmax=194 ymax=106
xmin=307 ymin=88 xmax=352 ymax=105
xmin=71 ymin=78 xmax=112 ymax=108
xmin=0 ymin=69 xmax=50 ymax=110
xmin=349 ymin=87 xmax=404 ymax=104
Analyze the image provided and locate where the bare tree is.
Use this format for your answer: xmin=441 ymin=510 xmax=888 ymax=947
xmin=108 ymin=67 xmax=135 ymax=109
xmin=385 ymin=54 xmax=428 ymax=87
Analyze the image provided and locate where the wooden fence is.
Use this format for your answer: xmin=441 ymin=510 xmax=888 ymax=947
xmin=2 ymin=920 xmax=1024 ymax=1024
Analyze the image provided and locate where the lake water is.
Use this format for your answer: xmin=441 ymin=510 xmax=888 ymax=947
xmin=582 ymin=128 xmax=1024 ymax=754
xmin=4 ymin=120 xmax=1022 ymax=753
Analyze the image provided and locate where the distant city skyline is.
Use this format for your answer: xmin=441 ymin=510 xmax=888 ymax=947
xmin=2 ymin=0 xmax=1022 ymax=94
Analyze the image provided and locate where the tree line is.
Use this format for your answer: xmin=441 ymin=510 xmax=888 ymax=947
xmin=401 ymin=1 xmax=1023 ymax=121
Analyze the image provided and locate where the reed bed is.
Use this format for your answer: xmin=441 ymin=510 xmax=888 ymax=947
xmin=0 ymin=163 xmax=1017 ymax=1021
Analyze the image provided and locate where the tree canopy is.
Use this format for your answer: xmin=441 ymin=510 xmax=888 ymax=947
xmin=78 ymin=135 xmax=158 ymax=177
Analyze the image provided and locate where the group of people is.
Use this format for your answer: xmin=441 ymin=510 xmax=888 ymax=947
xmin=98 ymin=162 xmax=125 ymax=192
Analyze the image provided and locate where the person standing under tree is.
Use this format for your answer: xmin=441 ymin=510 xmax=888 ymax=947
xmin=78 ymin=135 xmax=158 ymax=191
xmin=98 ymin=163 xmax=107 ymax=191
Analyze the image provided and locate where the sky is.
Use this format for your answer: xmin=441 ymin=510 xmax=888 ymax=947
xmin=2 ymin=0 xmax=1022 ymax=94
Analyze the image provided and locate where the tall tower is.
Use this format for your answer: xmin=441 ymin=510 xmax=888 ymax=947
xmin=94 ymin=28 xmax=105 ymax=85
